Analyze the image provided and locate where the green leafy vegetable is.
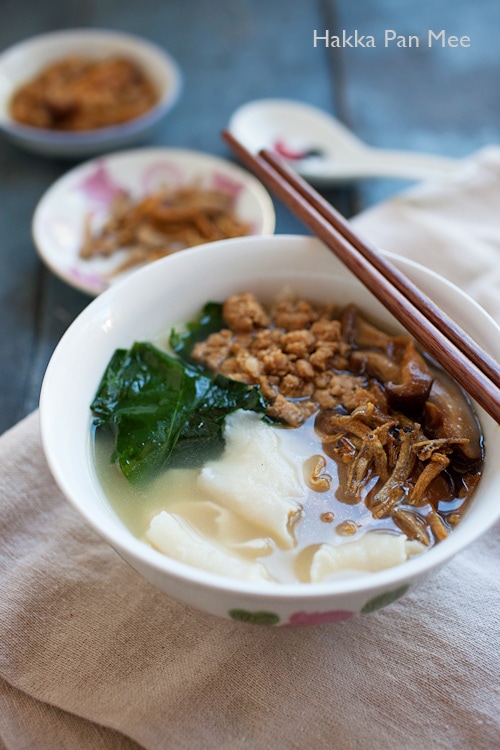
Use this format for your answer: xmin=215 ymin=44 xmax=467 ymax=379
xmin=169 ymin=301 xmax=225 ymax=362
xmin=91 ymin=341 xmax=267 ymax=484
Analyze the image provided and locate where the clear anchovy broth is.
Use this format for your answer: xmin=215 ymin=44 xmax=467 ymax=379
xmin=91 ymin=292 xmax=484 ymax=584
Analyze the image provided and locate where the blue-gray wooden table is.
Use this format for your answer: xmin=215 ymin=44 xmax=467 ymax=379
xmin=1 ymin=0 xmax=499 ymax=435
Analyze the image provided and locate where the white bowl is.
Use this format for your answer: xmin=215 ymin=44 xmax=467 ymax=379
xmin=0 ymin=29 xmax=182 ymax=157
xmin=32 ymin=147 xmax=276 ymax=295
xmin=40 ymin=235 xmax=500 ymax=626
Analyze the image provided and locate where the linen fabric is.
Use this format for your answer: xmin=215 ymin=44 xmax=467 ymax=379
xmin=1 ymin=148 xmax=499 ymax=750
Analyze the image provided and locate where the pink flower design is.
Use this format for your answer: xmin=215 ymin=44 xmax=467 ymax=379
xmin=282 ymin=609 xmax=355 ymax=627
xmin=273 ymin=139 xmax=308 ymax=161
xmin=211 ymin=171 xmax=244 ymax=198
xmin=141 ymin=161 xmax=185 ymax=193
xmin=69 ymin=266 xmax=109 ymax=293
xmin=75 ymin=161 xmax=126 ymax=205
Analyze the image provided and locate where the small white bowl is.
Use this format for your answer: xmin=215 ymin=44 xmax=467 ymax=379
xmin=0 ymin=28 xmax=182 ymax=158
xmin=32 ymin=147 xmax=276 ymax=295
xmin=40 ymin=235 xmax=500 ymax=626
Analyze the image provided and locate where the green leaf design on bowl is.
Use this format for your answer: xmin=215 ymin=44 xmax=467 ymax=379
xmin=361 ymin=584 xmax=410 ymax=614
xmin=229 ymin=609 xmax=280 ymax=625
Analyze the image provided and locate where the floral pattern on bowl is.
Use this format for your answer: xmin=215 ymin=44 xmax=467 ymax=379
xmin=32 ymin=147 xmax=276 ymax=296
xmin=228 ymin=584 xmax=410 ymax=626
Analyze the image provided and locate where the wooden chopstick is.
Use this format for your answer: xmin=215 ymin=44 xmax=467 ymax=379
xmin=262 ymin=148 xmax=500 ymax=391
xmin=221 ymin=129 xmax=500 ymax=425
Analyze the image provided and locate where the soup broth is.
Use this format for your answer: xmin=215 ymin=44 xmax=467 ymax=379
xmin=91 ymin=292 xmax=484 ymax=584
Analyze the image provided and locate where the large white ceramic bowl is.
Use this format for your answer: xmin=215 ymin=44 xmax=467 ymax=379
xmin=39 ymin=235 xmax=500 ymax=626
xmin=0 ymin=29 xmax=182 ymax=157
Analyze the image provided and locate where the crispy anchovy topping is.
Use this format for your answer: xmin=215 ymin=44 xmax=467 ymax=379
xmin=323 ymin=412 xmax=372 ymax=439
xmin=392 ymin=507 xmax=431 ymax=546
xmin=345 ymin=441 xmax=372 ymax=500
xmin=427 ymin=508 xmax=450 ymax=541
xmin=345 ymin=430 xmax=391 ymax=500
xmin=365 ymin=432 xmax=390 ymax=482
xmin=370 ymin=425 xmax=420 ymax=518
xmin=408 ymin=452 xmax=451 ymax=506
xmin=413 ymin=437 xmax=468 ymax=461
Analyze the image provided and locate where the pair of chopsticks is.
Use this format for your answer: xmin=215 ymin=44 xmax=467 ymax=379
xmin=222 ymin=129 xmax=500 ymax=425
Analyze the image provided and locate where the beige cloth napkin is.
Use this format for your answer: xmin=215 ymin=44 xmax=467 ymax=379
xmin=1 ymin=149 xmax=500 ymax=750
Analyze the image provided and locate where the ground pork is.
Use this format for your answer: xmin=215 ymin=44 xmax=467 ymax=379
xmin=191 ymin=292 xmax=379 ymax=426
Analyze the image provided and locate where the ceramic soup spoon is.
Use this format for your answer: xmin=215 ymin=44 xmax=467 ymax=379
xmin=228 ymin=99 xmax=461 ymax=187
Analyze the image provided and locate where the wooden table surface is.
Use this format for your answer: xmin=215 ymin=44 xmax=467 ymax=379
xmin=1 ymin=0 xmax=499 ymax=435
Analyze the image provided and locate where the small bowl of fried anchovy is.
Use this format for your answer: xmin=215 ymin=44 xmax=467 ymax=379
xmin=32 ymin=147 xmax=276 ymax=295
xmin=0 ymin=29 xmax=182 ymax=157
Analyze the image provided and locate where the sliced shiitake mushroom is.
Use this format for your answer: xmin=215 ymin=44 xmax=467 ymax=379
xmin=341 ymin=304 xmax=394 ymax=350
xmin=424 ymin=369 xmax=483 ymax=461
xmin=384 ymin=340 xmax=433 ymax=413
